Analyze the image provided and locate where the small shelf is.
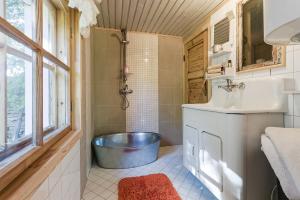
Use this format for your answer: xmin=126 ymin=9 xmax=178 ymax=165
xmin=209 ymin=50 xmax=231 ymax=58
xmin=282 ymin=90 xmax=300 ymax=94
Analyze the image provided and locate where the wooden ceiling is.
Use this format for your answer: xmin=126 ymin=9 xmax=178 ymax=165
xmin=95 ymin=0 xmax=224 ymax=37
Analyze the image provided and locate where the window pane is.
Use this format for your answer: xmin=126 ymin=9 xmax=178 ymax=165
xmin=56 ymin=11 xmax=68 ymax=64
xmin=43 ymin=58 xmax=70 ymax=136
xmin=0 ymin=31 xmax=34 ymax=158
xmin=43 ymin=66 xmax=56 ymax=130
xmin=57 ymin=67 xmax=70 ymax=128
xmin=43 ymin=1 xmax=69 ymax=65
xmin=43 ymin=0 xmax=56 ymax=55
xmin=2 ymin=0 xmax=36 ymax=40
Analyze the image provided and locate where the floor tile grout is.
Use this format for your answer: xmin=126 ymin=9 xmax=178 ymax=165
xmin=82 ymin=146 xmax=217 ymax=200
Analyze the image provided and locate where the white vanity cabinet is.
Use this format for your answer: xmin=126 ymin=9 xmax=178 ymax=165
xmin=182 ymin=107 xmax=284 ymax=200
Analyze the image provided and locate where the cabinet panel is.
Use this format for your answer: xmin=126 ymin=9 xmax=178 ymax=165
xmin=183 ymin=124 xmax=199 ymax=175
xmin=199 ymin=131 xmax=223 ymax=191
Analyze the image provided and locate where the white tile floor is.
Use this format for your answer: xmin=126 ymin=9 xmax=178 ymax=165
xmin=82 ymin=145 xmax=217 ymax=200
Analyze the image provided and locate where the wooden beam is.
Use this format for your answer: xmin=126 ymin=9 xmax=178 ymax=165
xmin=34 ymin=0 xmax=44 ymax=146
xmin=43 ymin=50 xmax=70 ymax=71
xmin=0 ymin=17 xmax=40 ymax=51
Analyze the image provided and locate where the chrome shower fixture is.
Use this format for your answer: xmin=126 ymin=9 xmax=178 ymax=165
xmin=118 ymin=29 xmax=133 ymax=110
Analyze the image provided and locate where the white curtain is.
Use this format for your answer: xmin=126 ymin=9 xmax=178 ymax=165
xmin=68 ymin=0 xmax=101 ymax=38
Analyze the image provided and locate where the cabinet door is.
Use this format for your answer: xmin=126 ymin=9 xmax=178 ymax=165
xmin=199 ymin=131 xmax=223 ymax=191
xmin=183 ymin=124 xmax=199 ymax=175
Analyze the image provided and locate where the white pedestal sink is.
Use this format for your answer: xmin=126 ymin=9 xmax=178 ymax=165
xmin=182 ymin=77 xmax=288 ymax=200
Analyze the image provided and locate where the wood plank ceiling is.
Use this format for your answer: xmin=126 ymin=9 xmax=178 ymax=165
xmin=95 ymin=0 xmax=224 ymax=37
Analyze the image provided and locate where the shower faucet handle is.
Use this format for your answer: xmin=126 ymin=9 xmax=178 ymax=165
xmin=119 ymin=85 xmax=133 ymax=95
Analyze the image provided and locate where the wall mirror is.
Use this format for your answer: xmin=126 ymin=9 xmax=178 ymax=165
xmin=237 ymin=0 xmax=285 ymax=71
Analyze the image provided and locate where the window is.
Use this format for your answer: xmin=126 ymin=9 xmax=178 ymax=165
xmin=0 ymin=0 xmax=71 ymax=161
xmin=214 ymin=17 xmax=230 ymax=45
xmin=2 ymin=0 xmax=36 ymax=40
xmin=237 ymin=0 xmax=285 ymax=71
xmin=0 ymin=32 xmax=35 ymax=156
xmin=43 ymin=58 xmax=70 ymax=136
xmin=43 ymin=0 xmax=69 ymax=63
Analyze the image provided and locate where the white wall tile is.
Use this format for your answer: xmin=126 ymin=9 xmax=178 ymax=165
xmin=286 ymin=45 xmax=294 ymax=53
xmin=252 ymin=69 xmax=271 ymax=77
xmin=30 ymin=179 xmax=49 ymax=200
xmin=294 ymin=95 xmax=300 ymax=117
xmin=126 ymin=33 xmax=159 ymax=132
xmin=284 ymin=115 xmax=294 ymax=128
xmin=236 ymin=71 xmax=253 ymax=80
xmin=294 ymin=49 xmax=300 ymax=72
xmin=294 ymin=116 xmax=300 ymax=128
xmin=271 ymin=51 xmax=294 ymax=75
xmin=29 ymin=141 xmax=81 ymax=200
xmin=271 ymin=72 xmax=293 ymax=79
xmin=49 ymin=182 xmax=62 ymax=200
xmin=294 ymin=72 xmax=300 ymax=91
xmin=287 ymin=95 xmax=294 ymax=116
xmin=48 ymin=163 xmax=62 ymax=192
xmin=294 ymin=45 xmax=300 ymax=51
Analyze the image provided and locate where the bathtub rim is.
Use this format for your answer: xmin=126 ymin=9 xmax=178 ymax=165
xmin=92 ymin=132 xmax=161 ymax=150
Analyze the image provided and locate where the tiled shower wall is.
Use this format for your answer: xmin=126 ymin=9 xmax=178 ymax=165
xmin=126 ymin=33 xmax=159 ymax=132
xmin=158 ymin=36 xmax=184 ymax=145
xmin=92 ymin=29 xmax=126 ymax=135
xmin=92 ymin=28 xmax=184 ymax=145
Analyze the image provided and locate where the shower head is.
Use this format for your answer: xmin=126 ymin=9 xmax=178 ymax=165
xmin=121 ymin=29 xmax=129 ymax=44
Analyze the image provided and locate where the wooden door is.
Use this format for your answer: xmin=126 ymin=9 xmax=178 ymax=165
xmin=185 ymin=30 xmax=208 ymax=103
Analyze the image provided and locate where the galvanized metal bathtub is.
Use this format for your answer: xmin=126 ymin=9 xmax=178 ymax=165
xmin=92 ymin=132 xmax=161 ymax=169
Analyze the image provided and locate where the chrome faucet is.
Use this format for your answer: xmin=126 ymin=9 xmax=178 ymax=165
xmin=218 ymin=79 xmax=245 ymax=92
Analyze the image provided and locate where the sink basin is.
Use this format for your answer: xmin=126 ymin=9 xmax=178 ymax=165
xmin=183 ymin=77 xmax=288 ymax=113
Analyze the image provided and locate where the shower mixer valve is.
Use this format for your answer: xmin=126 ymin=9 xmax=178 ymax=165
xmin=119 ymin=85 xmax=133 ymax=95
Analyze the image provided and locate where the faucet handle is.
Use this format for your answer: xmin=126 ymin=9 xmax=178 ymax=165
xmin=238 ymin=82 xmax=246 ymax=89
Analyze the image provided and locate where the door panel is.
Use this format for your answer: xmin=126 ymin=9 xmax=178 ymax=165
xmin=199 ymin=131 xmax=223 ymax=191
xmin=184 ymin=30 xmax=208 ymax=103
xmin=183 ymin=124 xmax=199 ymax=175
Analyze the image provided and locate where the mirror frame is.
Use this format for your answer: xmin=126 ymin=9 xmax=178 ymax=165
xmin=236 ymin=0 xmax=286 ymax=72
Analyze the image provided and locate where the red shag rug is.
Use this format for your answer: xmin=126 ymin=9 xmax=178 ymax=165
xmin=118 ymin=173 xmax=181 ymax=200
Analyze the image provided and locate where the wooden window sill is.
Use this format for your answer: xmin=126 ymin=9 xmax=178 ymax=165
xmin=0 ymin=128 xmax=82 ymax=200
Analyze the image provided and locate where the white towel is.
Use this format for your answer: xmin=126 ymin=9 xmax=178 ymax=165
xmin=265 ymin=127 xmax=300 ymax=197
xmin=207 ymin=68 xmax=222 ymax=74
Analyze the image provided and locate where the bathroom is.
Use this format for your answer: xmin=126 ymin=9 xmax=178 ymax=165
xmin=0 ymin=0 xmax=299 ymax=200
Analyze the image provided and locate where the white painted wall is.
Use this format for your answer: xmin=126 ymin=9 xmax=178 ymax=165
xmin=27 ymin=141 xmax=81 ymax=200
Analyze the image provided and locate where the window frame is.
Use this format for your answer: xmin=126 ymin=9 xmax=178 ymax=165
xmin=236 ymin=0 xmax=286 ymax=72
xmin=0 ymin=0 xmax=74 ymax=190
